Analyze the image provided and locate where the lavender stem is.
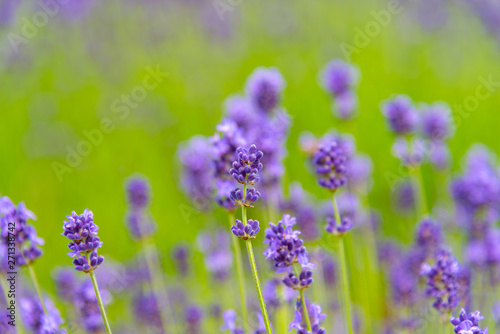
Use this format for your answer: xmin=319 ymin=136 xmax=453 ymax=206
xmin=228 ymin=212 xmax=249 ymax=333
xmin=410 ymin=166 xmax=428 ymax=216
xmin=27 ymin=263 xmax=47 ymax=315
xmin=332 ymin=194 xmax=353 ymax=334
xmin=89 ymin=271 xmax=112 ymax=334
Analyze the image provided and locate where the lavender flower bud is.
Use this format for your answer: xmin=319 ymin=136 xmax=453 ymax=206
xmin=325 ymin=216 xmax=353 ymax=236
xmin=313 ymin=142 xmax=347 ymax=191
xmin=245 ymin=67 xmax=285 ymax=113
xmin=230 ymin=187 xmax=261 ymax=207
xmin=231 ymin=219 xmax=260 ymax=240
xmin=125 ymin=176 xmax=151 ymax=210
xmin=381 ymin=95 xmax=419 ymax=135
xmin=420 ymin=103 xmax=453 ymax=141
xmin=282 ymin=269 xmax=314 ymax=290
xmin=229 ymin=145 xmax=264 ymax=185
xmin=450 ymin=308 xmax=488 ymax=334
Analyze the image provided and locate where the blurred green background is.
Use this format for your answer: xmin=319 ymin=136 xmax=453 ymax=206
xmin=1 ymin=0 xmax=499 ymax=314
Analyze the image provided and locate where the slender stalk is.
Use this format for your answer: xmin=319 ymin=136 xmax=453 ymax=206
xmin=332 ymin=194 xmax=353 ymax=334
xmin=410 ymin=166 xmax=428 ymax=217
xmin=228 ymin=212 xmax=249 ymax=333
xmin=245 ymin=239 xmax=273 ymax=334
xmin=89 ymin=271 xmax=112 ymax=334
xmin=299 ymin=289 xmax=313 ymax=332
xmin=27 ymin=263 xmax=47 ymax=315
xmin=278 ymin=285 xmax=289 ymax=334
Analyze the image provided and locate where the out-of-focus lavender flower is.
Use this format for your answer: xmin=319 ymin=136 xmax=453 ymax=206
xmin=290 ymin=302 xmax=327 ymax=334
xmin=178 ymin=136 xmax=215 ymax=211
xmin=133 ymin=290 xmax=162 ymax=329
xmin=392 ymin=181 xmax=416 ymax=215
xmin=464 ymin=228 xmax=500 ymax=270
xmin=377 ymin=240 xmax=402 ymax=268
xmin=20 ymin=296 xmax=65 ymax=334
xmin=430 ymin=141 xmax=452 ymax=170
xmin=313 ymin=141 xmax=347 ymax=191
xmin=224 ymin=95 xmax=257 ymax=131
xmin=415 ymin=218 xmax=443 ymax=256
xmin=186 ymin=305 xmax=203 ymax=334
xmin=391 ymin=137 xmax=426 ymax=167
xmin=390 ymin=261 xmax=419 ymax=307
xmin=420 ymin=103 xmax=454 ymax=141
xmin=263 ymin=278 xmax=282 ymax=309
xmin=381 ymin=95 xmax=419 ymax=135
xmin=126 ymin=176 xmax=151 ymax=210
xmin=325 ymin=215 xmax=352 ymax=236
xmin=73 ymin=280 xmax=111 ymax=333
xmin=245 ymin=67 xmax=285 ymax=114
xmin=52 ymin=267 xmax=77 ymax=303
xmin=264 ymin=215 xmax=315 ymax=273
xmin=450 ymin=308 xmax=488 ymax=334
xmin=229 ymin=145 xmax=264 ymax=185
xmin=283 ymin=269 xmax=314 ymax=290
xmin=280 ymin=182 xmax=319 ymax=240
xmin=346 ymin=153 xmax=373 ymax=193
xmin=320 ymin=59 xmax=360 ymax=120
xmin=421 ymin=249 xmax=461 ymax=313
xmin=221 ymin=309 xmax=244 ymax=334
xmin=451 ymin=145 xmax=500 ymax=224
xmin=215 ymin=178 xmax=237 ymax=212
xmin=172 ymin=244 xmax=189 ymax=277
xmin=197 ymin=230 xmax=232 ymax=281
xmin=62 ymin=209 xmax=104 ymax=273
xmin=0 ymin=0 xmax=19 ymax=26
xmin=231 ymin=219 xmax=260 ymax=240
xmin=124 ymin=211 xmax=156 ymax=240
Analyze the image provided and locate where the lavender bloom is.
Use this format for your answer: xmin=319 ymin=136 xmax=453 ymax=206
xmin=186 ymin=305 xmax=203 ymax=334
xmin=62 ymin=209 xmax=104 ymax=273
xmin=74 ymin=280 xmax=111 ymax=333
xmin=282 ymin=269 xmax=314 ymax=290
xmin=126 ymin=176 xmax=151 ymax=210
xmin=263 ymin=279 xmax=282 ymax=309
xmin=172 ymin=244 xmax=190 ymax=276
xmin=415 ymin=218 xmax=443 ymax=256
xmin=290 ymin=302 xmax=327 ymax=334
xmin=381 ymin=95 xmax=419 ymax=135
xmin=430 ymin=141 xmax=452 ymax=170
xmin=325 ymin=215 xmax=352 ymax=236
xmin=464 ymin=228 xmax=500 ymax=269
xmin=134 ymin=290 xmax=162 ymax=330
xmin=229 ymin=145 xmax=264 ymax=185
xmin=392 ymin=181 xmax=416 ymax=214
xmin=421 ymin=249 xmax=461 ymax=313
xmin=178 ymin=136 xmax=215 ymax=211
xmin=264 ymin=215 xmax=314 ymax=273
xmin=390 ymin=262 xmax=419 ymax=307
xmin=313 ymin=142 xmax=347 ymax=191
xmin=280 ymin=182 xmax=319 ymax=240
xmin=221 ymin=309 xmax=244 ymax=334
xmin=20 ymin=296 xmax=65 ymax=334
xmin=212 ymin=120 xmax=247 ymax=180
xmin=215 ymin=178 xmax=237 ymax=211
xmin=245 ymin=67 xmax=285 ymax=113
xmin=124 ymin=211 xmax=156 ymax=240
xmin=346 ymin=153 xmax=374 ymax=193
xmin=197 ymin=230 xmax=232 ymax=281
xmin=450 ymin=309 xmax=488 ymax=334
xmin=420 ymin=103 xmax=454 ymax=141
xmin=224 ymin=95 xmax=257 ymax=131
xmin=0 ymin=0 xmax=19 ymax=26
xmin=231 ymin=219 xmax=260 ymax=240
xmin=230 ymin=187 xmax=261 ymax=207
xmin=392 ymin=137 xmax=426 ymax=167
xmin=53 ymin=267 xmax=77 ymax=303
xmin=320 ymin=60 xmax=360 ymax=120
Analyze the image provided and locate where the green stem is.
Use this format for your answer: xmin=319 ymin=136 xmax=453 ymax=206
xmin=89 ymin=271 xmax=112 ymax=334
xmin=411 ymin=166 xmax=428 ymax=217
xmin=245 ymin=239 xmax=273 ymax=334
xmin=228 ymin=212 xmax=249 ymax=333
xmin=278 ymin=285 xmax=288 ymax=334
xmin=27 ymin=263 xmax=47 ymax=315
xmin=299 ymin=289 xmax=312 ymax=332
xmin=332 ymin=194 xmax=353 ymax=334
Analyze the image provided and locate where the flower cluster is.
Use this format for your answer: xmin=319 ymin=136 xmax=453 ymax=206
xmin=420 ymin=249 xmax=461 ymax=313
xmin=197 ymin=230 xmax=232 ymax=281
xmin=229 ymin=145 xmax=264 ymax=185
xmin=62 ymin=209 xmax=104 ymax=273
xmin=282 ymin=269 xmax=314 ymax=290
xmin=290 ymin=303 xmax=327 ymax=334
xmin=325 ymin=215 xmax=353 ymax=236
xmin=124 ymin=175 xmax=156 ymax=239
xmin=450 ymin=309 xmax=488 ymax=334
xmin=264 ymin=215 xmax=315 ymax=273
xmin=229 ymin=187 xmax=261 ymax=207
xmin=381 ymin=95 xmax=419 ymax=135
xmin=245 ymin=67 xmax=285 ymax=114
xmin=320 ymin=59 xmax=360 ymax=120
xmin=0 ymin=196 xmax=43 ymax=266
xmin=20 ymin=296 xmax=65 ymax=334
xmin=313 ymin=142 xmax=347 ymax=191
xmin=221 ymin=309 xmax=244 ymax=334
xmin=231 ymin=219 xmax=260 ymax=240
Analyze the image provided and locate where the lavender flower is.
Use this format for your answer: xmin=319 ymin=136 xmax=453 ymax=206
xmin=325 ymin=215 xmax=353 ymax=236
xmin=245 ymin=67 xmax=285 ymax=113
xmin=391 ymin=137 xmax=426 ymax=167
xmin=392 ymin=181 xmax=416 ymax=214
xmin=289 ymin=302 xmax=327 ymax=334
xmin=280 ymin=182 xmax=319 ymax=240
xmin=320 ymin=59 xmax=360 ymax=120
xmin=229 ymin=145 xmax=264 ymax=185
xmin=62 ymin=209 xmax=104 ymax=273
xmin=450 ymin=309 xmax=488 ymax=334
xmin=415 ymin=218 xmax=443 ymax=256
xmin=134 ymin=290 xmax=163 ymax=330
xmin=231 ymin=219 xmax=260 ymax=240
xmin=430 ymin=141 xmax=452 ymax=170
xmin=312 ymin=141 xmax=347 ymax=191
xmin=215 ymin=178 xmax=238 ymax=211
xmin=124 ymin=175 xmax=157 ymax=239
xmin=178 ymin=136 xmax=215 ymax=211
xmin=185 ymin=305 xmax=203 ymax=334
xmin=421 ymin=249 xmax=461 ymax=313
xmin=197 ymin=230 xmax=232 ymax=281
xmin=420 ymin=103 xmax=454 ymax=141
xmin=264 ymin=214 xmax=314 ymax=273
xmin=74 ymin=280 xmax=111 ymax=333
xmin=53 ymin=268 xmax=77 ymax=303
xmin=282 ymin=269 xmax=314 ymax=290
xmin=20 ymin=296 xmax=65 ymax=334
xmin=126 ymin=176 xmax=151 ymax=210
xmin=221 ymin=309 xmax=244 ymax=334
xmin=172 ymin=244 xmax=190 ymax=276
xmin=230 ymin=187 xmax=261 ymax=207
xmin=381 ymin=95 xmax=419 ymax=135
